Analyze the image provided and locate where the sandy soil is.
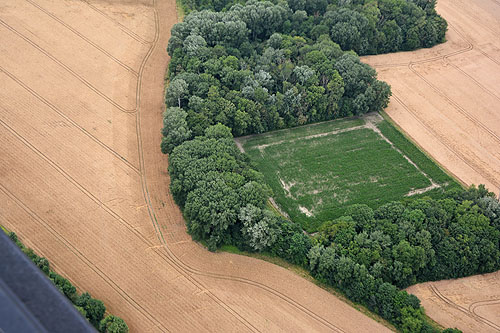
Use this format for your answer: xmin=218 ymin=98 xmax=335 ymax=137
xmin=0 ymin=0 xmax=391 ymax=332
xmin=363 ymin=0 xmax=500 ymax=331
xmin=362 ymin=0 xmax=500 ymax=195
xmin=407 ymin=271 xmax=500 ymax=332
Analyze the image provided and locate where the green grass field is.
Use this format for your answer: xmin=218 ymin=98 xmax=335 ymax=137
xmin=240 ymin=115 xmax=458 ymax=232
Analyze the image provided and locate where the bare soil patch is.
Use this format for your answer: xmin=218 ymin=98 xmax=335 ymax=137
xmin=363 ymin=0 xmax=500 ymax=330
xmin=0 ymin=0 xmax=391 ymax=332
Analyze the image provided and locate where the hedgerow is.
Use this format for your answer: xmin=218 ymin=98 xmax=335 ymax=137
xmin=6 ymin=232 xmax=128 ymax=333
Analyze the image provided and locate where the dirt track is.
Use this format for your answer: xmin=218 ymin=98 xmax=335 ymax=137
xmin=363 ymin=0 xmax=500 ymax=331
xmin=0 ymin=0 xmax=391 ymax=332
xmin=407 ymin=271 xmax=500 ymax=332
xmin=362 ymin=0 xmax=500 ymax=194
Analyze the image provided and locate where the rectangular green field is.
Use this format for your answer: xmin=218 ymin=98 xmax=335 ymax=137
xmin=241 ymin=116 xmax=457 ymax=232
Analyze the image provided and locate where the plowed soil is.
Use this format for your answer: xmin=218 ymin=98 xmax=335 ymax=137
xmin=0 ymin=0 xmax=390 ymax=332
xmin=363 ymin=0 xmax=500 ymax=331
xmin=362 ymin=0 xmax=500 ymax=194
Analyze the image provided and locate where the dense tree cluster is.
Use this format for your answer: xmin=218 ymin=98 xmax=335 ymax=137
xmin=177 ymin=0 xmax=447 ymax=54
xmin=7 ymin=232 xmax=129 ymax=333
xmin=289 ymin=0 xmax=447 ymax=54
xmin=308 ymin=185 xmax=499 ymax=332
xmin=168 ymin=123 xmax=311 ymax=255
xmin=167 ymin=0 xmax=391 ymax=137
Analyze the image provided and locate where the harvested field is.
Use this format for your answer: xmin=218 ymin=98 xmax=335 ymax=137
xmin=362 ymin=0 xmax=500 ymax=194
xmin=239 ymin=114 xmax=456 ymax=232
xmin=363 ymin=0 xmax=500 ymax=331
xmin=0 ymin=0 xmax=391 ymax=332
xmin=407 ymin=271 xmax=500 ymax=333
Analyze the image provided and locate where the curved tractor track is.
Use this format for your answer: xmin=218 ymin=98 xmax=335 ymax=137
xmin=0 ymin=0 xmax=389 ymax=332
xmin=407 ymin=271 xmax=500 ymax=333
xmin=363 ymin=0 xmax=500 ymax=331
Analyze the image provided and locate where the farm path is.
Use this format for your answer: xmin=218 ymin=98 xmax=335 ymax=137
xmin=0 ymin=0 xmax=391 ymax=332
xmin=363 ymin=0 xmax=500 ymax=331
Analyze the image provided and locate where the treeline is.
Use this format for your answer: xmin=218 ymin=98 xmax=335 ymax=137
xmin=166 ymin=0 xmax=391 ymax=138
xmin=7 ymin=232 xmax=128 ymax=333
xmin=165 ymin=122 xmax=499 ymax=331
xmin=168 ymin=123 xmax=311 ymax=260
xmin=308 ymin=185 xmax=499 ymax=331
xmin=177 ymin=0 xmax=447 ymax=55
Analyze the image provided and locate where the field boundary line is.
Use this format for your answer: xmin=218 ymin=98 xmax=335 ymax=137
xmin=0 ymin=66 xmax=140 ymax=174
xmin=25 ymin=0 xmax=139 ymax=76
xmin=0 ymin=184 xmax=170 ymax=332
xmin=80 ymin=0 xmax=154 ymax=44
xmin=390 ymin=93 xmax=500 ymax=188
xmin=379 ymin=110 xmax=465 ymax=188
xmin=135 ymin=1 xmax=346 ymax=332
xmin=368 ymin=24 xmax=473 ymax=68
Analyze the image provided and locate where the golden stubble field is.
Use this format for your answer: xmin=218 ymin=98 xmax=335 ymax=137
xmin=0 ymin=0 xmax=391 ymax=332
xmin=362 ymin=0 xmax=500 ymax=194
xmin=363 ymin=0 xmax=500 ymax=332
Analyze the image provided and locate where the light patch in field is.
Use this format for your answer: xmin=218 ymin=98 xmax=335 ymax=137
xmin=279 ymin=176 xmax=296 ymax=198
xmin=299 ymin=206 xmax=314 ymax=217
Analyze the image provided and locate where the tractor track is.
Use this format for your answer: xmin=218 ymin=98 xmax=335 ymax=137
xmin=469 ymin=299 xmax=500 ymax=330
xmin=370 ymin=21 xmax=500 ymax=188
xmin=429 ymin=284 xmax=500 ymax=331
xmin=80 ymin=0 xmax=153 ymax=45
xmin=135 ymin=0 xmax=345 ymax=331
xmin=443 ymin=59 xmax=500 ymax=102
xmin=368 ymin=24 xmax=473 ymax=69
xmin=0 ymin=19 xmax=137 ymax=113
xmin=408 ymin=63 xmax=500 ymax=146
xmin=0 ymin=183 xmax=171 ymax=332
xmin=0 ymin=66 xmax=140 ymax=174
xmin=24 ymin=0 xmax=138 ymax=76
xmin=390 ymin=93 xmax=499 ymax=189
